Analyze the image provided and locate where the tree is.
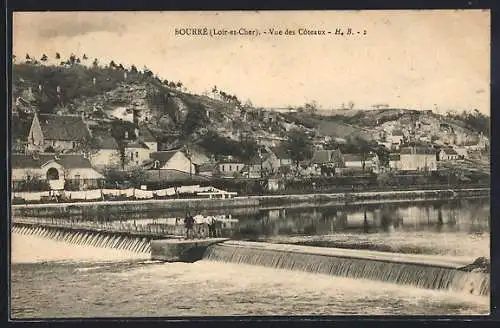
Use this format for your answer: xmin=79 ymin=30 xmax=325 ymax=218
xmin=176 ymin=81 xmax=183 ymax=88
xmin=128 ymin=167 xmax=147 ymax=187
xmin=168 ymin=81 xmax=177 ymax=88
xmin=25 ymin=53 xmax=31 ymax=60
xmin=284 ymin=128 xmax=314 ymax=169
xmin=239 ymin=136 xmax=259 ymax=163
xmin=55 ymin=52 xmax=61 ymax=59
xmin=40 ymin=54 xmax=48 ymax=62
xmin=69 ymin=54 xmax=77 ymax=65
xmin=93 ymin=58 xmax=99 ymax=67
xmin=82 ymin=54 xmax=88 ymax=60
xmin=109 ymin=60 xmax=116 ymax=68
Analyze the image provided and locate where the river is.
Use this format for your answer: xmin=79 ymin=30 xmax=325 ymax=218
xmin=10 ymin=197 xmax=490 ymax=318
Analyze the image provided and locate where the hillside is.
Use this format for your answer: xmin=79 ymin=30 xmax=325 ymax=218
xmin=12 ymin=60 xmax=490 ymax=155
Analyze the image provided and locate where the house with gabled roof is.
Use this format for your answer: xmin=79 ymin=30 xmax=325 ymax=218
xmin=145 ymin=149 xmax=195 ymax=174
xmin=27 ymin=112 xmax=91 ymax=153
xmin=124 ymin=141 xmax=152 ymax=169
xmin=89 ymin=130 xmax=121 ymax=170
xmin=11 ymin=153 xmax=104 ymax=190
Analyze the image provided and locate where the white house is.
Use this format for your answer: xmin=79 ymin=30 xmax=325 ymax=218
xmin=148 ymin=150 xmax=195 ymax=174
xmin=399 ymin=146 xmax=437 ymax=171
xmin=438 ymin=148 xmax=459 ymax=161
xmin=89 ymin=132 xmax=121 ymax=170
xmin=217 ymin=156 xmax=245 ymax=178
xmin=11 ymin=153 xmax=104 ymax=190
xmin=124 ymin=141 xmax=152 ymax=169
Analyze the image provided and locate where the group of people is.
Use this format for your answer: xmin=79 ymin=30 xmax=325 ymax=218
xmin=183 ymin=213 xmax=223 ymax=239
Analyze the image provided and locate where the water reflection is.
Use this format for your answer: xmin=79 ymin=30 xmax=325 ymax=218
xmin=231 ymin=198 xmax=490 ymax=239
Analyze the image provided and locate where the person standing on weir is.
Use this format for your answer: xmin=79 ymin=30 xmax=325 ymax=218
xmin=184 ymin=213 xmax=195 ymax=239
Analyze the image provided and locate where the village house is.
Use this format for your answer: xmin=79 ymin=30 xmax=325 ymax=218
xmin=89 ymin=131 xmax=121 ymax=171
xmin=217 ymin=155 xmax=245 ymax=178
xmin=124 ymin=141 xmax=151 ymax=169
xmin=11 ymin=153 xmax=104 ymax=190
xmin=453 ymin=146 xmax=469 ymax=159
xmin=438 ymin=148 xmax=460 ymax=161
xmin=342 ymin=153 xmax=380 ymax=173
xmin=264 ymin=146 xmax=293 ymax=171
xmin=197 ymin=162 xmax=218 ymax=178
xmin=387 ymin=129 xmax=405 ymax=148
xmin=399 ymin=146 xmax=437 ymax=171
xmin=147 ymin=149 xmax=196 ymax=174
xmin=12 ymin=113 xmax=32 ymax=153
xmin=27 ymin=112 xmax=91 ymax=153
xmin=389 ymin=153 xmax=401 ymax=170
xmin=121 ymin=124 xmax=158 ymax=170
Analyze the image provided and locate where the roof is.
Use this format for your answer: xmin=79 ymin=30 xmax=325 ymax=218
xmin=125 ymin=141 xmax=149 ymax=149
xmin=93 ymin=131 xmax=119 ymax=150
xmin=217 ymin=155 xmax=244 ymax=164
xmin=143 ymin=169 xmax=210 ymax=183
xmin=37 ymin=114 xmax=90 ymax=141
xmin=389 ymin=153 xmax=401 ymax=161
xmin=392 ymin=129 xmax=404 ymax=136
xmin=138 ymin=125 xmax=156 ymax=143
xmin=12 ymin=114 xmax=33 ymax=140
xmin=269 ymin=146 xmax=291 ymax=159
xmin=197 ymin=162 xmax=217 ymax=171
xmin=11 ymin=154 xmax=93 ymax=169
xmin=343 ymin=154 xmax=364 ymax=162
xmin=400 ymin=147 xmax=436 ymax=155
xmin=441 ymin=148 xmax=459 ymax=155
xmin=312 ymin=150 xmax=332 ymax=164
xmin=150 ymin=150 xmax=181 ymax=163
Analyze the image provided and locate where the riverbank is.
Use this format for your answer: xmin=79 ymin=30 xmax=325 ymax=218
xmin=11 ymin=187 xmax=489 ymax=218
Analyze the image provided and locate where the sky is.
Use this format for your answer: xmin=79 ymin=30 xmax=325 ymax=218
xmin=12 ymin=10 xmax=490 ymax=115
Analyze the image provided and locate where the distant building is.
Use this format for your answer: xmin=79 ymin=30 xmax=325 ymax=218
xmin=389 ymin=153 xmax=401 ymax=170
xmin=453 ymin=147 xmax=469 ymax=159
xmin=265 ymin=146 xmax=293 ymax=169
xmin=89 ymin=131 xmax=121 ymax=170
xmin=399 ymin=146 xmax=437 ymax=171
xmin=217 ymin=156 xmax=245 ymax=178
xmin=11 ymin=153 xmax=104 ymax=190
xmin=27 ymin=113 xmax=91 ymax=153
xmin=147 ymin=150 xmax=195 ymax=174
xmin=387 ymin=129 xmax=405 ymax=147
xmin=438 ymin=148 xmax=459 ymax=161
xmin=124 ymin=141 xmax=152 ymax=169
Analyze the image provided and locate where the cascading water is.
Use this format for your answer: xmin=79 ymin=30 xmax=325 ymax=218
xmin=12 ymin=224 xmax=151 ymax=254
xmin=202 ymin=241 xmax=490 ymax=297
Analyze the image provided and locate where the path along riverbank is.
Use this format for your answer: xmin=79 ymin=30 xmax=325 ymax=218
xmin=11 ymin=187 xmax=489 ymax=218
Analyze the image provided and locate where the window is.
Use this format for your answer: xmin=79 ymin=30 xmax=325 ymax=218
xmin=52 ymin=140 xmax=56 ymax=146
xmin=136 ymin=151 xmax=139 ymax=158
xmin=72 ymin=141 xmax=76 ymax=148
xmin=154 ymin=160 xmax=160 ymax=169
xmin=222 ymin=165 xmax=225 ymax=172
xmin=130 ymin=153 xmax=134 ymax=160
xmin=75 ymin=174 xmax=81 ymax=181
xmin=229 ymin=165 xmax=232 ymax=171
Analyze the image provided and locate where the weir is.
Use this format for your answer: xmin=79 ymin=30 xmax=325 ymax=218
xmin=201 ymin=241 xmax=490 ymax=297
xmin=12 ymin=224 xmax=152 ymax=254
xmin=12 ymin=223 xmax=490 ymax=297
